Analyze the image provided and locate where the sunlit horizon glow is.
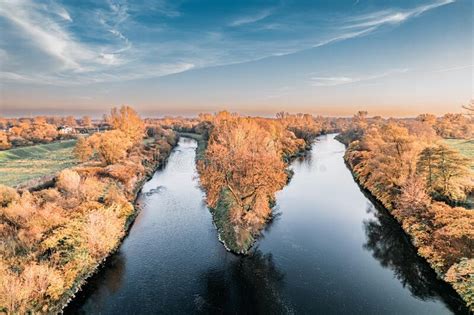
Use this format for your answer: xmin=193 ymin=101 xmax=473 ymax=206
xmin=0 ymin=0 xmax=472 ymax=117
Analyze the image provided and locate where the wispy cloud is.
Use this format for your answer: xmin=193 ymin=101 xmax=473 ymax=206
xmin=229 ymin=8 xmax=274 ymax=27
xmin=0 ymin=0 xmax=137 ymax=83
xmin=342 ymin=0 xmax=455 ymax=29
xmin=317 ymin=0 xmax=456 ymax=49
xmin=0 ymin=0 xmax=456 ymax=86
xmin=0 ymin=0 xmax=137 ymax=73
xmin=313 ymin=27 xmax=376 ymax=48
xmin=0 ymin=0 xmax=92 ymax=70
xmin=310 ymin=69 xmax=408 ymax=87
xmin=432 ymin=64 xmax=473 ymax=73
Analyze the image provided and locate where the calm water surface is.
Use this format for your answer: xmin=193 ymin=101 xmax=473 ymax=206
xmin=66 ymin=135 xmax=467 ymax=314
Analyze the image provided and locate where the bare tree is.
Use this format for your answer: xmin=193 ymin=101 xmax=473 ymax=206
xmin=462 ymin=99 xmax=474 ymax=115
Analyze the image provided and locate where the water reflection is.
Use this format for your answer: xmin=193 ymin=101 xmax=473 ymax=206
xmin=66 ymin=252 xmax=127 ymax=314
xmin=197 ymin=249 xmax=293 ymax=314
xmin=66 ymin=135 xmax=469 ymax=314
xmin=363 ymin=203 xmax=468 ymax=314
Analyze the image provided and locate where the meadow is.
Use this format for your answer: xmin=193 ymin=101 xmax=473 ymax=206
xmin=0 ymin=140 xmax=78 ymax=186
xmin=444 ymin=139 xmax=474 ymax=165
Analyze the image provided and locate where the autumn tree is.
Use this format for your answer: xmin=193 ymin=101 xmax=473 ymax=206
xmin=199 ymin=116 xmax=287 ymax=213
xmin=107 ymin=106 xmax=145 ymax=144
xmin=94 ymin=130 xmax=133 ymax=165
xmin=197 ymin=113 xmax=308 ymax=253
xmin=434 ymin=113 xmax=472 ymax=139
xmin=81 ymin=116 xmax=92 ymax=127
xmin=0 ymin=131 xmax=11 ymax=150
xmin=417 ymin=144 xmax=472 ymax=202
xmin=73 ymin=137 xmax=93 ymax=162
xmin=361 ymin=123 xmax=418 ymax=202
xmin=416 ymin=113 xmax=437 ymax=127
xmin=64 ymin=116 xmax=76 ymax=126
xmin=396 ymin=175 xmax=431 ymax=220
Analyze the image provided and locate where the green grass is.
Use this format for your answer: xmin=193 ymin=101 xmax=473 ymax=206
xmin=444 ymin=139 xmax=474 ymax=161
xmin=444 ymin=139 xmax=474 ymax=208
xmin=0 ymin=140 xmax=78 ymax=187
xmin=177 ymin=132 xmax=207 ymax=160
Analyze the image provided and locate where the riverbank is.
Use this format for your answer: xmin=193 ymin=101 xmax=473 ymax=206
xmin=176 ymin=132 xmax=207 ymax=160
xmin=0 ymin=135 xmax=178 ymax=314
xmin=209 ymin=141 xmax=313 ymax=255
xmin=54 ymin=136 xmax=178 ymax=313
xmin=337 ymin=136 xmax=473 ymax=311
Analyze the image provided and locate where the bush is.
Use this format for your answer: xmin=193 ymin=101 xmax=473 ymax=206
xmin=85 ymin=207 xmax=124 ymax=259
xmin=0 ymin=185 xmax=19 ymax=207
xmin=56 ymin=169 xmax=81 ymax=196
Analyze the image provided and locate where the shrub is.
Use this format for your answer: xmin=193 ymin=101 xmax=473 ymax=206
xmin=84 ymin=207 xmax=123 ymax=259
xmin=0 ymin=185 xmax=19 ymax=207
xmin=56 ymin=169 xmax=81 ymax=196
xmin=74 ymin=137 xmax=93 ymax=162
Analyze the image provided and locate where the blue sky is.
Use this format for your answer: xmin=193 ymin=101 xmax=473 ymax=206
xmin=0 ymin=0 xmax=472 ymax=116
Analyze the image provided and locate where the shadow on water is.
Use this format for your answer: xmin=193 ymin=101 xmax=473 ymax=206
xmin=362 ymin=203 xmax=469 ymax=314
xmin=65 ymin=251 xmax=127 ymax=314
xmin=196 ymin=249 xmax=293 ymax=315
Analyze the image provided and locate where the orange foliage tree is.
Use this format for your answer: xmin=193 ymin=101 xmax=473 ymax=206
xmin=197 ymin=112 xmax=308 ymax=252
xmin=106 ymin=106 xmax=145 ymax=144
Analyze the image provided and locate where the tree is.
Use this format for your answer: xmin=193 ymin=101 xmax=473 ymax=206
xmin=396 ymin=175 xmax=431 ymax=220
xmin=0 ymin=131 xmax=11 ymax=150
xmin=107 ymin=106 xmax=145 ymax=144
xmin=416 ymin=113 xmax=437 ymax=126
xmin=73 ymin=137 xmax=93 ymax=162
xmin=417 ymin=146 xmax=437 ymax=190
xmin=462 ymin=99 xmax=474 ymax=115
xmin=81 ymin=116 xmax=92 ymax=127
xmin=197 ymin=114 xmax=308 ymax=245
xmin=95 ymin=130 xmax=133 ymax=165
xmin=64 ymin=116 xmax=76 ymax=126
xmin=417 ymin=144 xmax=472 ymax=202
xmin=434 ymin=113 xmax=472 ymax=139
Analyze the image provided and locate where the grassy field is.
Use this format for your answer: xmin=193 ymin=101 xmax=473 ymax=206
xmin=444 ymin=139 xmax=474 ymax=168
xmin=444 ymin=139 xmax=474 ymax=208
xmin=0 ymin=140 xmax=78 ymax=187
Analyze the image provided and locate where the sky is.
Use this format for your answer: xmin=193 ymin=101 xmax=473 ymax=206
xmin=0 ymin=0 xmax=472 ymax=117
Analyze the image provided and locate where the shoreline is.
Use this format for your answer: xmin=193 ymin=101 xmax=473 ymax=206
xmin=55 ymin=138 xmax=178 ymax=314
xmin=205 ymin=134 xmax=317 ymax=256
xmin=335 ymin=136 xmax=471 ymax=311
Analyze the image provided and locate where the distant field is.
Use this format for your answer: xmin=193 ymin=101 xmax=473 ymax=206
xmin=444 ymin=139 xmax=474 ymax=167
xmin=444 ymin=139 xmax=474 ymax=208
xmin=0 ymin=140 xmax=78 ymax=187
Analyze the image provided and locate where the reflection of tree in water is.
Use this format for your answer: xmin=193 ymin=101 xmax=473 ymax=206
xmin=363 ymin=203 xmax=468 ymax=314
xmin=197 ymin=250 xmax=293 ymax=314
xmin=64 ymin=252 xmax=126 ymax=314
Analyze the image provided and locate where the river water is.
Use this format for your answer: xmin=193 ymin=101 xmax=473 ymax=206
xmin=66 ymin=135 xmax=467 ymax=314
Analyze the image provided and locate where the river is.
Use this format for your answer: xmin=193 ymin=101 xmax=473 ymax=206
xmin=65 ymin=135 xmax=467 ymax=314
